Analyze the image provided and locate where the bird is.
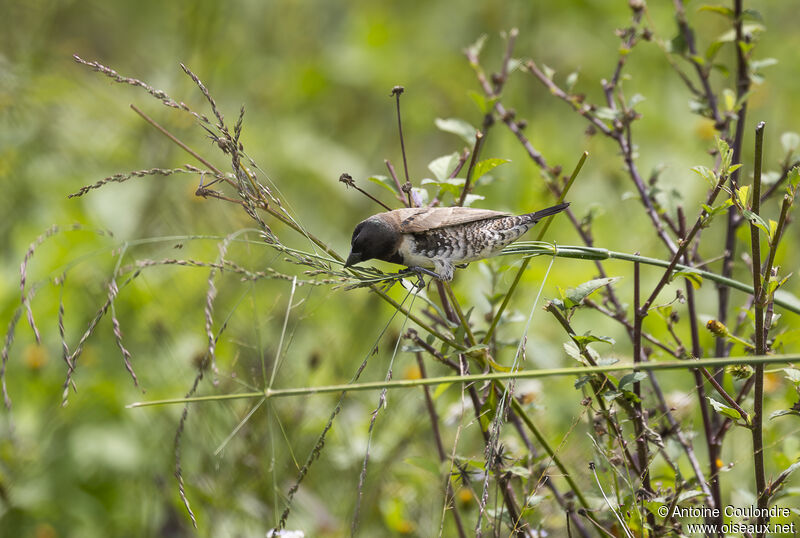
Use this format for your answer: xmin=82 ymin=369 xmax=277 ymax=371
xmin=344 ymin=202 xmax=569 ymax=281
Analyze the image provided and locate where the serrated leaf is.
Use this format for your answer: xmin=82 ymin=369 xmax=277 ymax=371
xmin=619 ymin=371 xmax=648 ymax=390
xmin=473 ymin=158 xmax=510 ymax=180
xmin=435 ymin=118 xmax=477 ymax=145
xmin=562 ymin=277 xmax=622 ymax=308
xmin=707 ymin=397 xmax=741 ymax=420
xmin=428 ymin=152 xmax=461 ymax=180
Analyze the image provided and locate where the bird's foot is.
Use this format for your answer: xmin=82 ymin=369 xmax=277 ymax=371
xmin=400 ymin=266 xmax=443 ymax=288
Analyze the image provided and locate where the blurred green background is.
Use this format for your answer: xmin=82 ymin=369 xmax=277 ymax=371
xmin=2 ymin=1 xmax=800 ymax=536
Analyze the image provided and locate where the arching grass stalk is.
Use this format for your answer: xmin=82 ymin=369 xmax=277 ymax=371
xmin=502 ymin=243 xmax=800 ymax=315
xmin=128 ymin=353 xmax=800 ymax=407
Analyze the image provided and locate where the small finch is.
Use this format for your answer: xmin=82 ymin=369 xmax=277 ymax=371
xmin=345 ymin=202 xmax=569 ymax=281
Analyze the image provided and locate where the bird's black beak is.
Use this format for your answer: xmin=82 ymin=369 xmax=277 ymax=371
xmin=344 ymin=251 xmax=362 ymax=268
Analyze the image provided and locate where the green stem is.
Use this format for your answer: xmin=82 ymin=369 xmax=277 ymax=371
xmin=128 ymin=353 xmax=800 ymax=407
xmin=500 ymin=244 xmax=800 ymax=316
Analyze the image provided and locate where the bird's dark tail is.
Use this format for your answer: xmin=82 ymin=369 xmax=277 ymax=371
xmin=527 ymin=202 xmax=570 ymax=222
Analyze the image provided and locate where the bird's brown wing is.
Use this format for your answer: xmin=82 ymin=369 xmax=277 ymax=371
xmin=385 ymin=207 xmax=510 ymax=233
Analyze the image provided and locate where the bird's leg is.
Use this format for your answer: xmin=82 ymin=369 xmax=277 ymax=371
xmin=433 ymin=260 xmax=455 ymax=281
xmin=403 ymin=266 xmax=441 ymax=287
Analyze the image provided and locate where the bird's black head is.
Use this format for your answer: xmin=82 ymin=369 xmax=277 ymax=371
xmin=345 ymin=216 xmax=400 ymax=268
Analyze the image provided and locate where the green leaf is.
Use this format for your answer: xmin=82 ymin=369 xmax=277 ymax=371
xmin=736 ymin=185 xmax=750 ymax=208
xmin=705 ymin=40 xmax=724 ymax=62
xmin=572 ymin=333 xmax=615 ymax=347
xmin=670 ymin=270 xmax=703 ymax=289
xmin=473 ymin=158 xmax=510 ymax=180
xmin=750 ymin=58 xmax=777 ymax=72
xmin=432 ymin=382 xmax=453 ymax=400
xmin=420 ymin=177 xmax=465 ymax=196
xmin=698 ymin=5 xmax=734 ymax=18
xmin=574 ymin=375 xmax=592 ymax=389
xmin=368 ymin=175 xmax=399 ymax=194
xmin=692 ymin=165 xmax=717 ymax=186
xmin=722 ymin=88 xmax=736 ymax=112
xmin=716 ymin=23 xmax=765 ymax=44
xmin=462 ymin=194 xmax=485 ymax=207
xmin=770 ymin=409 xmax=800 ymax=420
xmin=468 ymin=91 xmax=488 ymax=114
xmin=783 ymin=368 xmax=800 ymax=385
xmin=707 ymin=397 xmax=741 ymax=420
xmin=507 ymin=466 xmax=531 ymax=479
xmin=594 ymin=107 xmax=618 ymax=121
xmin=561 ymin=277 xmax=622 ymax=309
xmin=781 ymin=132 xmax=800 ymax=155
xmin=768 ymin=219 xmax=778 ymax=243
xmin=619 ymin=371 xmax=648 ymax=390
xmin=466 ymin=34 xmax=487 ymax=60
xmin=742 ymin=209 xmax=769 ymax=235
xmin=563 ymin=342 xmax=583 ymax=363
xmin=565 ymin=71 xmax=579 ymax=91
xmin=428 ymin=152 xmax=461 ymax=181
xmin=701 ymin=198 xmax=734 ymax=222
xmin=628 ymin=93 xmax=645 ymax=108
xmin=787 ymin=166 xmax=800 ymax=192
xmin=434 ymin=118 xmax=477 ymax=145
